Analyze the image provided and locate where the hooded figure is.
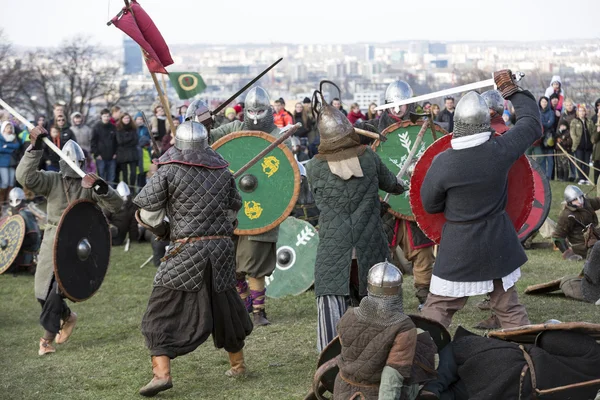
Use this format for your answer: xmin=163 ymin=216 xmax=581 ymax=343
xmin=419 ymin=70 xmax=541 ymax=329
xmin=69 ymin=112 xmax=92 ymax=154
xmin=305 ymin=81 xmax=406 ymax=351
xmin=544 ymin=75 xmax=565 ymax=110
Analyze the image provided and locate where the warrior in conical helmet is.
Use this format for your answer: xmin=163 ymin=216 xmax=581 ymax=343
xmin=134 ymin=121 xmax=252 ymax=396
xmin=306 ymin=81 xmax=406 ymax=351
xmin=419 ymin=70 xmax=541 ymax=328
xmin=16 ymin=132 xmax=122 ymax=356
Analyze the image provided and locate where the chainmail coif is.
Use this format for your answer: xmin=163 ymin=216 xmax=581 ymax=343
xmin=242 ymin=108 xmax=276 ymax=133
xmin=354 ymin=291 xmax=410 ymax=327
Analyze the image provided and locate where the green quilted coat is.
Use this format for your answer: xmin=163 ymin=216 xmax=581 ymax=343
xmin=306 ymin=147 xmax=403 ymax=297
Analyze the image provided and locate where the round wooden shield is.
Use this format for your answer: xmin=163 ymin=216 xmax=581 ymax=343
xmin=265 ymin=217 xmax=317 ymax=299
xmin=410 ymin=134 xmax=534 ymax=244
xmin=54 ymin=199 xmax=111 ymax=302
xmin=0 ymin=215 xmax=26 ymax=274
xmin=371 ymin=120 xmax=447 ymax=220
xmin=212 ymin=131 xmax=301 ymax=235
xmin=518 ymin=157 xmax=552 ymax=242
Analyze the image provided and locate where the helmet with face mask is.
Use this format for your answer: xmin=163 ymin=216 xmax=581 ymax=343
xmin=564 ymin=185 xmax=584 ymax=208
xmin=242 ymin=86 xmax=275 ymax=133
xmin=185 ymin=99 xmax=212 ymax=131
xmin=8 ymin=187 xmax=26 ymax=213
xmin=59 ymin=140 xmax=85 ymax=178
xmin=481 ymin=90 xmax=505 ymax=116
xmin=116 ymin=181 xmax=131 ymax=202
xmin=384 ymin=80 xmax=413 ymax=117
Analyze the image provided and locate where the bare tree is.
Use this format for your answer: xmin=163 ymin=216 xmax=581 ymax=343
xmin=0 ymin=29 xmax=26 ymax=109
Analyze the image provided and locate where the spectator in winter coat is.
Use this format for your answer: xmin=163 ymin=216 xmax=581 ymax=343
xmin=571 ymin=105 xmax=595 ymax=184
xmin=436 ymin=96 xmax=455 ymax=132
xmin=48 ymin=103 xmax=64 ymax=127
xmin=177 ymin=105 xmax=188 ymax=124
xmin=549 ymin=93 xmax=561 ymax=132
xmin=347 ymin=103 xmax=367 ymax=125
xmin=110 ymin=106 xmax=122 ymax=126
xmin=116 ymin=113 xmax=140 ymax=187
xmin=592 ymin=98 xmax=600 ymax=127
xmin=0 ymin=121 xmax=21 ymax=204
xmin=150 ymin=105 xmax=170 ymax=142
xmin=559 ymin=98 xmax=578 ymax=127
xmin=45 ymin=115 xmax=76 ymax=172
xmin=538 ymin=96 xmax=555 ymax=180
xmin=293 ymin=102 xmax=313 ymax=147
xmin=135 ymin=112 xmax=151 ymax=188
xmin=36 ymin=115 xmax=49 ymax=131
xmin=556 ymin=122 xmax=574 ymax=181
xmin=160 ymin=118 xmax=180 ymax=154
xmin=366 ymin=103 xmax=378 ymax=120
xmin=273 ymin=99 xmax=293 ymax=128
xmin=91 ymin=108 xmax=118 ymax=185
xmin=225 ymin=108 xmax=237 ymax=122
xmin=431 ymin=104 xmax=440 ymax=119
xmin=69 ymin=112 xmax=92 ymax=154
xmin=331 ymin=98 xmax=347 ymax=116
xmin=544 ymin=75 xmax=565 ymax=110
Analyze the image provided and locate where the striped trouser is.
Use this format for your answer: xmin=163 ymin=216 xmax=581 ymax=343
xmin=316 ymin=295 xmax=350 ymax=352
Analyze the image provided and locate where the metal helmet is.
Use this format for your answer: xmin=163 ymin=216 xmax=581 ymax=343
xmin=290 ymin=136 xmax=301 ymax=148
xmin=59 ymin=140 xmax=85 ymax=178
xmin=564 ymin=185 xmax=584 ymax=205
xmin=317 ymin=103 xmax=355 ymax=146
xmin=8 ymin=187 xmax=25 ymax=208
xmin=367 ymin=260 xmax=403 ymax=296
xmin=481 ymin=90 xmax=505 ymax=116
xmin=385 ymin=80 xmax=413 ymax=104
xmin=453 ymin=91 xmax=491 ymax=138
xmin=244 ymin=86 xmax=271 ymax=124
xmin=116 ymin=181 xmax=131 ymax=201
xmin=185 ymin=99 xmax=212 ymax=128
xmin=174 ymin=121 xmax=209 ymax=151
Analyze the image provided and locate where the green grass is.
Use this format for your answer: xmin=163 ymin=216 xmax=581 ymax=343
xmin=1 ymin=180 xmax=598 ymax=400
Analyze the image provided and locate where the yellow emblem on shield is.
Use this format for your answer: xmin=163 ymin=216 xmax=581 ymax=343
xmin=244 ymin=201 xmax=263 ymax=220
xmin=261 ymin=156 xmax=280 ymax=178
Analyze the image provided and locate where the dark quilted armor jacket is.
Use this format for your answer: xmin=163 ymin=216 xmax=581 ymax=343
xmin=134 ymin=146 xmax=241 ymax=293
xmin=306 ymin=147 xmax=403 ymax=297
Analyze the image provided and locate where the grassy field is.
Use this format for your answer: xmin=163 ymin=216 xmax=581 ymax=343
xmin=1 ymin=180 xmax=598 ymax=400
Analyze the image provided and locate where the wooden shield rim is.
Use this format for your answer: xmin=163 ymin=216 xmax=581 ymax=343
xmin=53 ymin=199 xmax=111 ymax=302
xmin=212 ymin=130 xmax=301 ymax=235
xmin=0 ymin=214 xmax=26 ymax=275
xmin=487 ymin=321 xmax=600 ymax=343
xmin=268 ymin=217 xmax=317 ymax=299
xmin=518 ymin=156 xmax=552 ymax=242
xmin=410 ymin=134 xmax=534 ymax=243
xmin=371 ymin=120 xmax=448 ymax=221
xmin=524 ymin=278 xmax=563 ymax=295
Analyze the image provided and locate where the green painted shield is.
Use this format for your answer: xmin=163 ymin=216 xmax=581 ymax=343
xmin=265 ymin=217 xmax=317 ymax=298
xmin=212 ymin=131 xmax=300 ymax=235
xmin=372 ymin=120 xmax=447 ymax=220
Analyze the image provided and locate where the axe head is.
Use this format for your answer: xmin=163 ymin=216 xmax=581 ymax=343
xmin=409 ymin=112 xmax=429 ymax=124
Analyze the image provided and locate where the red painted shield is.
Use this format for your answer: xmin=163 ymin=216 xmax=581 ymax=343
xmin=410 ymin=134 xmax=534 ymax=244
xmin=517 ymin=157 xmax=552 ymax=242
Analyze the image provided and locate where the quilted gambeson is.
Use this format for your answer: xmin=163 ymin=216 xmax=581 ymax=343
xmin=306 ymin=147 xmax=404 ymax=297
xmin=134 ymin=160 xmax=241 ymax=293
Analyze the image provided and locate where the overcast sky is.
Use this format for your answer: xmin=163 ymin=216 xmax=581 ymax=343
xmin=1 ymin=0 xmax=599 ymax=48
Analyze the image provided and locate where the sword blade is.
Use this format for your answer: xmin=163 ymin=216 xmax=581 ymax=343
xmin=212 ymin=58 xmax=283 ymax=115
xmin=375 ymin=78 xmax=495 ymax=111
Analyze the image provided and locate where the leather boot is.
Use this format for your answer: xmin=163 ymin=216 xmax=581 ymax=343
xmin=55 ymin=312 xmax=78 ymax=344
xmin=139 ymin=356 xmax=173 ymax=397
xmin=38 ymin=337 xmax=56 ymax=356
xmin=415 ymin=286 xmax=430 ymax=305
xmin=474 ymin=314 xmax=501 ymax=330
xmin=476 ymin=296 xmax=491 ymax=311
xmin=225 ymin=350 xmax=247 ymax=377
xmin=250 ymin=289 xmax=270 ymax=326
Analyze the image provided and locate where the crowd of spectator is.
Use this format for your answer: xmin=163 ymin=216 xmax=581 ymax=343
xmin=1 ymin=76 xmax=598 ymax=206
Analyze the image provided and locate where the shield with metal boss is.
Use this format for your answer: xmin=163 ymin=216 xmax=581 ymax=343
xmin=265 ymin=217 xmax=318 ymax=298
xmin=212 ymin=131 xmax=301 ymax=235
xmin=0 ymin=214 xmax=26 ymax=275
xmin=372 ymin=120 xmax=447 ymax=220
xmin=410 ymin=134 xmax=534 ymax=243
xmin=53 ymin=199 xmax=111 ymax=302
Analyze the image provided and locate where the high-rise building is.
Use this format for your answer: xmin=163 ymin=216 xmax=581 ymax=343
xmin=123 ymin=37 xmax=143 ymax=75
xmin=365 ymin=44 xmax=375 ymax=61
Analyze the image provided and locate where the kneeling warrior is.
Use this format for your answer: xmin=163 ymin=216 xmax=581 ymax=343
xmin=552 ymin=185 xmax=600 ymax=261
xmin=6 ymin=187 xmax=41 ymax=274
xmin=420 ymin=70 xmax=540 ymax=329
xmin=134 ymin=121 xmax=253 ymax=397
xmin=16 ymin=129 xmax=122 ymax=356
xmin=334 ymin=261 xmax=436 ymax=400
